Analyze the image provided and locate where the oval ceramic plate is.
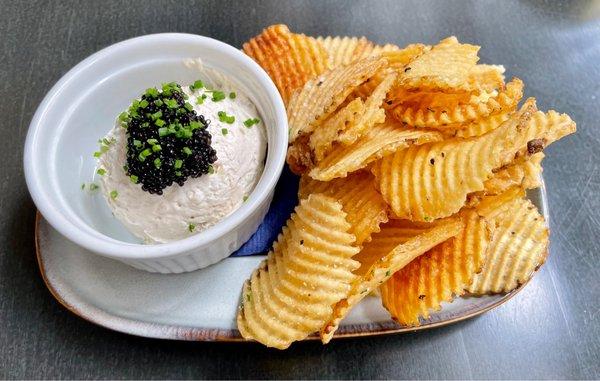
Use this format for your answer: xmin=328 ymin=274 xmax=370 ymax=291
xmin=35 ymin=184 xmax=548 ymax=342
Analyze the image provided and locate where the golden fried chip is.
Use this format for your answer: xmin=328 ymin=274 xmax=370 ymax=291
xmin=310 ymin=121 xmax=443 ymax=181
xmin=468 ymin=196 xmax=549 ymax=294
xmin=380 ymin=210 xmax=490 ymax=326
xmin=320 ymin=217 xmax=464 ymax=343
xmin=310 ymin=98 xmax=365 ymax=161
xmin=390 ymin=78 xmax=523 ymax=128
xmin=288 ymin=56 xmax=388 ymax=142
xmin=454 ymin=112 xmax=511 ymax=138
xmin=299 ymin=171 xmax=388 ymax=246
xmin=399 ymin=36 xmax=480 ymax=91
xmin=467 ymin=64 xmax=505 ymax=92
xmin=374 ymin=99 xmax=575 ymax=221
xmin=243 ymin=24 xmax=329 ymax=105
xmin=237 ymin=194 xmax=360 ymax=349
xmin=317 ymin=36 xmax=374 ymax=68
xmin=481 ymin=152 xmax=544 ymax=195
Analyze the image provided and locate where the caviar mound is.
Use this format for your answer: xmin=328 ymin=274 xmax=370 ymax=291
xmin=120 ymin=83 xmax=218 ymax=195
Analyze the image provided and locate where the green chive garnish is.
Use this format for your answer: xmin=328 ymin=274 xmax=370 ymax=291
xmin=184 ymin=102 xmax=193 ymax=111
xmin=154 ymin=158 xmax=161 ymax=168
xmin=133 ymin=139 xmax=142 ymax=148
xmin=110 ymin=190 xmax=118 ymax=199
xmin=139 ymin=99 xmax=149 ymax=108
xmin=158 ymin=127 xmax=169 ymax=137
xmin=152 ymin=144 xmax=161 ymax=152
xmin=182 ymin=147 xmax=192 ymax=155
xmin=81 ymin=183 xmax=85 ymax=190
xmin=165 ymin=99 xmax=178 ymax=109
xmin=229 ymin=92 xmax=236 ymax=99
xmin=188 ymin=223 xmax=196 ymax=232
xmin=221 ymin=128 xmax=228 ymax=136
xmin=174 ymin=159 xmax=183 ymax=169
xmin=243 ymin=195 xmax=248 ymax=202
xmin=211 ymin=91 xmax=226 ymax=102
xmin=96 ymin=168 xmax=106 ymax=176
xmin=89 ymin=183 xmax=99 ymax=191
xmin=155 ymin=119 xmax=166 ymax=127
xmin=93 ymin=151 xmax=102 ymax=158
xmin=130 ymin=175 xmax=139 ymax=184
xmin=243 ymin=118 xmax=260 ymax=128
xmin=154 ymin=99 xmax=163 ymax=107
xmin=175 ymin=170 xmax=183 ymax=176
xmin=146 ymin=88 xmax=159 ymax=98
xmin=217 ymin=111 xmax=235 ymax=124
xmin=147 ymin=139 xmax=158 ymax=145
xmin=190 ymin=79 xmax=204 ymax=90
xmin=208 ymin=165 xmax=214 ymax=174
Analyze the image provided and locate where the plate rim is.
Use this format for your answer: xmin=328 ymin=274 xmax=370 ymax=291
xmin=35 ymin=199 xmax=542 ymax=343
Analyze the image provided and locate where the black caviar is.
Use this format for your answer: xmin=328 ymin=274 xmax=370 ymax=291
xmin=119 ymin=83 xmax=217 ymax=195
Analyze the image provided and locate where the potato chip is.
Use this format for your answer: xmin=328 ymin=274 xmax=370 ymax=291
xmin=468 ymin=195 xmax=549 ymax=294
xmin=310 ymin=121 xmax=443 ymax=181
xmin=287 ymin=56 xmax=388 ymax=143
xmin=320 ymin=217 xmax=464 ymax=343
xmin=399 ymin=36 xmax=480 ymax=91
xmin=481 ymin=152 xmax=544 ymax=195
xmin=243 ymin=24 xmax=329 ymax=104
xmin=380 ymin=210 xmax=490 ymax=326
xmin=454 ymin=112 xmax=511 ymax=138
xmin=374 ymin=99 xmax=575 ymax=221
xmin=299 ymin=171 xmax=388 ymax=246
xmin=390 ymin=78 xmax=523 ymax=128
xmin=310 ymin=98 xmax=365 ymax=161
xmin=467 ymin=64 xmax=505 ymax=92
xmin=237 ymin=194 xmax=360 ymax=349
xmin=317 ymin=36 xmax=374 ymax=68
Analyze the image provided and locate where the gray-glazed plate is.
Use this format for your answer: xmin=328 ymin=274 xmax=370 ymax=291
xmin=35 ymin=183 xmax=548 ymax=342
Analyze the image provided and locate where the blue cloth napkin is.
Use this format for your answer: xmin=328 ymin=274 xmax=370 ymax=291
xmin=232 ymin=166 xmax=299 ymax=256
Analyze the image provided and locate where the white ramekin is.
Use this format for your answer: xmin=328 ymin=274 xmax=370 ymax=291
xmin=24 ymin=33 xmax=287 ymax=273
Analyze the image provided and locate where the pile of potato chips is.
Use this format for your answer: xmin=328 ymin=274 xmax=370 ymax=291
xmin=237 ymin=25 xmax=576 ymax=349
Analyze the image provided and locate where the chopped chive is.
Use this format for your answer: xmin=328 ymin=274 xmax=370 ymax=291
xmin=211 ymin=91 xmax=226 ymax=102
xmin=385 ymin=270 xmax=391 ymax=277
xmin=158 ymin=127 xmax=169 ymax=137
xmin=243 ymin=195 xmax=248 ymax=202
xmin=423 ymin=216 xmax=432 ymax=222
xmin=89 ymin=183 xmax=100 ymax=191
xmin=165 ymin=99 xmax=178 ymax=109
xmin=152 ymin=144 xmax=162 ymax=152
xmin=141 ymin=148 xmax=152 ymax=157
xmin=217 ymin=111 xmax=235 ymax=124
xmin=208 ymin=165 xmax=214 ymax=174
xmin=243 ymin=118 xmax=260 ymax=128
xmin=174 ymin=159 xmax=183 ymax=169
xmin=118 ymin=112 xmax=129 ymax=122
xmin=184 ymin=102 xmax=193 ymax=111
xmin=182 ymin=147 xmax=192 ymax=155
xmin=175 ymin=170 xmax=183 ymax=176
xmin=189 ymin=121 xmax=202 ymax=130
xmin=81 ymin=183 xmax=85 ymax=190
xmin=145 ymin=87 xmax=159 ymax=98
xmin=147 ymin=138 xmax=158 ymax=145
xmin=133 ymin=139 xmax=142 ymax=148
xmin=188 ymin=223 xmax=196 ymax=232
xmin=139 ymin=99 xmax=149 ymax=108
xmin=122 ymin=165 xmax=128 ymax=172
xmin=96 ymin=168 xmax=106 ymax=176
xmin=221 ymin=128 xmax=228 ymax=136
xmin=153 ymin=158 xmax=162 ymax=168
xmin=196 ymin=96 xmax=204 ymax=105
xmin=154 ymin=99 xmax=163 ymax=107
xmin=155 ymin=119 xmax=166 ymax=127
xmin=93 ymin=151 xmax=102 ymax=158
xmin=229 ymin=92 xmax=236 ymax=99
xmin=110 ymin=190 xmax=118 ymax=200
xmin=130 ymin=174 xmax=139 ymax=184
xmin=151 ymin=110 xmax=162 ymax=120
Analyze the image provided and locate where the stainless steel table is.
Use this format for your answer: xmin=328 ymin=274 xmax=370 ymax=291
xmin=1 ymin=0 xmax=598 ymax=379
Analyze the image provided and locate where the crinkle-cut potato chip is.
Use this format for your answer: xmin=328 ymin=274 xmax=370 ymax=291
xmin=237 ymin=194 xmax=360 ymax=349
xmin=481 ymin=152 xmax=544 ymax=195
xmin=468 ymin=195 xmax=549 ymax=294
xmin=386 ymin=88 xmax=475 ymax=111
xmin=310 ymin=98 xmax=365 ymax=162
xmin=317 ymin=36 xmax=374 ymax=68
xmin=299 ymin=171 xmax=388 ymax=246
xmin=243 ymin=24 xmax=329 ymax=105
xmin=309 ymin=72 xmax=395 ymax=162
xmin=310 ymin=121 xmax=443 ymax=181
xmin=399 ymin=36 xmax=480 ymax=91
xmin=454 ymin=112 xmax=511 ymax=138
xmin=287 ymin=56 xmax=388 ymax=143
xmin=374 ymin=98 xmax=575 ymax=221
xmin=390 ymin=78 xmax=524 ymax=128
xmin=381 ymin=210 xmax=490 ymax=326
xmin=320 ymin=217 xmax=464 ymax=343
xmin=467 ymin=64 xmax=505 ymax=92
